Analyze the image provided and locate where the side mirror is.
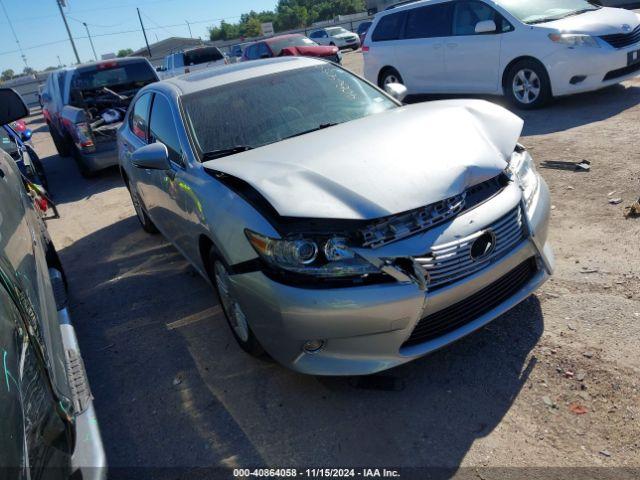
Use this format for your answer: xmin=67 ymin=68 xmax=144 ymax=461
xmin=41 ymin=92 xmax=52 ymax=103
xmin=384 ymin=83 xmax=408 ymax=103
xmin=131 ymin=142 xmax=171 ymax=170
xmin=0 ymin=88 xmax=29 ymax=125
xmin=475 ymin=20 xmax=497 ymax=34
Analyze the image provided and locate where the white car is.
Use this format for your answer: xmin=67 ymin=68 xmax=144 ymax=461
xmin=362 ymin=0 xmax=640 ymax=108
xmin=310 ymin=26 xmax=361 ymax=50
xmin=158 ymin=46 xmax=227 ymax=79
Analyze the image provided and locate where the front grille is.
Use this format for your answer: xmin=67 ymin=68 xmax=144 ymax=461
xmin=414 ymin=206 xmax=526 ymax=291
xmin=603 ymin=61 xmax=640 ymax=81
xmin=600 ymin=25 xmax=640 ymax=49
xmin=402 ymin=258 xmax=538 ymax=348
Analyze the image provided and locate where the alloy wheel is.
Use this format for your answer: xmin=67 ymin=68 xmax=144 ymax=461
xmin=383 ymin=73 xmax=400 ymax=86
xmin=214 ymin=261 xmax=250 ymax=343
xmin=512 ymin=69 xmax=541 ymax=105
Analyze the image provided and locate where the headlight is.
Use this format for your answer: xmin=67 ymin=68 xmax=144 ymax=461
xmin=548 ymin=33 xmax=599 ymax=48
xmin=509 ymin=148 xmax=540 ymax=208
xmin=245 ymin=230 xmax=379 ymax=278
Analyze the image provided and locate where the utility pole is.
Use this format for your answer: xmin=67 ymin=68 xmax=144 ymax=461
xmin=57 ymin=55 xmax=62 ymax=67
xmin=185 ymin=20 xmax=193 ymax=38
xmin=137 ymin=8 xmax=152 ymax=58
xmin=83 ymin=22 xmax=98 ymax=61
xmin=56 ymin=0 xmax=80 ymax=64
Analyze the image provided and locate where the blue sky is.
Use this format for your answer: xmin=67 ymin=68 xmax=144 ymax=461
xmin=0 ymin=0 xmax=277 ymax=72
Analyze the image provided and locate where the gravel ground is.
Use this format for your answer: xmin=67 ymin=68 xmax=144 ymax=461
xmin=27 ymin=51 xmax=640 ymax=477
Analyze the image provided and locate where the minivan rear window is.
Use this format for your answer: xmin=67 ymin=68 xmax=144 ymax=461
xmin=184 ymin=47 xmax=224 ymax=66
xmin=371 ymin=12 xmax=405 ymax=42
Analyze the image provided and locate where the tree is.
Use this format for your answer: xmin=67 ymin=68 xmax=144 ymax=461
xmin=117 ymin=48 xmax=134 ymax=57
xmin=207 ymin=0 xmax=366 ymax=40
xmin=23 ymin=66 xmax=35 ymax=75
xmin=1 ymin=69 xmax=14 ymax=81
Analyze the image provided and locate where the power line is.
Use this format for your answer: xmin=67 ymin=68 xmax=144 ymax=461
xmin=0 ymin=0 xmax=28 ymax=68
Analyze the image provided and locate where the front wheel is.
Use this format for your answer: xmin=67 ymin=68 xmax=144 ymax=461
xmin=211 ymin=255 xmax=264 ymax=357
xmin=504 ymin=60 xmax=551 ymax=109
xmin=379 ymin=68 xmax=404 ymax=88
xmin=126 ymin=180 xmax=158 ymax=234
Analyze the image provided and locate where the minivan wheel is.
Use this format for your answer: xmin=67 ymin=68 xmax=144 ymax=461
xmin=379 ymin=68 xmax=403 ymax=88
xmin=48 ymin=123 xmax=71 ymax=157
xmin=126 ymin=180 xmax=158 ymax=233
xmin=505 ymin=60 xmax=551 ymax=109
xmin=211 ymin=256 xmax=264 ymax=357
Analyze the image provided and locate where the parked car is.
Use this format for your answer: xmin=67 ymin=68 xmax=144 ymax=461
xmin=1 ymin=123 xmax=48 ymax=189
xmin=357 ymin=21 xmax=373 ymax=45
xmin=158 ymin=46 xmax=228 ymax=79
xmin=0 ymin=88 xmax=105 ymax=479
xmin=310 ymin=26 xmax=361 ymax=50
xmin=117 ymin=57 xmax=553 ymax=375
xmin=41 ymin=57 xmax=158 ymax=176
xmin=242 ymin=34 xmax=342 ymax=63
xmin=229 ymin=42 xmax=252 ymax=63
xmin=363 ymin=0 xmax=640 ymax=108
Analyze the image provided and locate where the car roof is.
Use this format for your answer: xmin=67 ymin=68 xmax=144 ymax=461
xmin=162 ymin=56 xmax=325 ymax=96
xmin=264 ymin=33 xmax=305 ymax=43
xmin=61 ymin=56 xmax=150 ymax=73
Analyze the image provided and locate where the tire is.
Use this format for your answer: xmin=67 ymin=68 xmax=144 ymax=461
xmin=48 ymin=123 xmax=71 ymax=157
xmin=24 ymin=144 xmax=48 ymax=190
xmin=378 ymin=67 xmax=404 ymax=88
xmin=71 ymin=144 xmax=96 ymax=178
xmin=126 ymin=179 xmax=158 ymax=234
xmin=210 ymin=253 xmax=264 ymax=357
xmin=504 ymin=59 xmax=551 ymax=109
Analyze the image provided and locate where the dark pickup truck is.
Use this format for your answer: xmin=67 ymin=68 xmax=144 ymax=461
xmin=42 ymin=57 xmax=158 ymax=177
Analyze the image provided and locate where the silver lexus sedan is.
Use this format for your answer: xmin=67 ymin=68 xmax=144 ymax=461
xmin=117 ymin=57 xmax=554 ymax=375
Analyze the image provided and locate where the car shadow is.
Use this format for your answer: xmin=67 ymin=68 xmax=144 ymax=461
xmin=58 ymin=211 xmax=544 ymax=475
xmin=39 ymin=150 xmax=123 ymax=205
xmin=406 ymin=82 xmax=640 ymax=136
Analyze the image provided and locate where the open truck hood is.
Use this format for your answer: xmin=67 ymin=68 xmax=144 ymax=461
xmin=204 ymin=100 xmax=524 ymax=220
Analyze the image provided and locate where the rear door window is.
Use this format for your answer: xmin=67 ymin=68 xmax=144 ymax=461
xmin=130 ymin=93 xmax=153 ymax=142
xmin=372 ymin=12 xmax=406 ymax=42
xmin=257 ymin=43 xmax=271 ymax=58
xmin=404 ymin=3 xmax=454 ymax=39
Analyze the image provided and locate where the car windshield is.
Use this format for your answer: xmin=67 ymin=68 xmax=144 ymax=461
xmin=496 ymin=0 xmax=600 ymax=24
xmin=268 ymin=36 xmax=318 ymax=56
xmin=182 ymin=64 xmax=397 ymax=157
xmin=327 ymin=27 xmax=349 ymax=35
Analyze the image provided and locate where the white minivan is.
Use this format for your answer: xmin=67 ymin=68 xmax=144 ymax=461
xmin=363 ymin=0 xmax=640 ymax=108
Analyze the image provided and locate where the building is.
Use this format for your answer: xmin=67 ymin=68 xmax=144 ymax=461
xmin=130 ymin=36 xmax=206 ymax=67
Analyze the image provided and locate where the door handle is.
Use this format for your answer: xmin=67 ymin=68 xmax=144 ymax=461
xmin=433 ymin=43 xmax=443 ymax=49
xmin=447 ymin=43 xmax=458 ymax=48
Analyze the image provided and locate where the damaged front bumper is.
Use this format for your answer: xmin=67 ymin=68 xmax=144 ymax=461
xmin=227 ymin=179 xmax=553 ymax=375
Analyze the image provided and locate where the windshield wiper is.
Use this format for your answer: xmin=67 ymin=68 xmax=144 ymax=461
xmin=282 ymin=123 xmax=339 ymax=140
xmin=201 ymin=145 xmax=254 ymax=160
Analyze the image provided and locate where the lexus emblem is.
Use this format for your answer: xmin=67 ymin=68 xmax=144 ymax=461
xmin=470 ymin=231 xmax=496 ymax=261
xmin=622 ymin=24 xmax=632 ymax=32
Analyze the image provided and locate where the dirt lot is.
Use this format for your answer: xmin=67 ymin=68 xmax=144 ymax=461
xmin=28 ymin=52 xmax=639 ymax=477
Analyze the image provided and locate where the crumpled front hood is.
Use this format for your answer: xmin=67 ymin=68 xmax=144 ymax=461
xmin=543 ymin=7 xmax=640 ymax=36
xmin=204 ymin=100 xmax=524 ymax=220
